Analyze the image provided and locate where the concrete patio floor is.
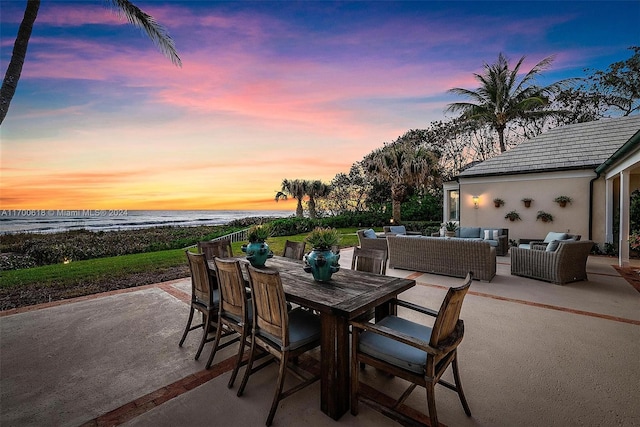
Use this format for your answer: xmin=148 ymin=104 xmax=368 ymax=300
xmin=1 ymin=249 xmax=639 ymax=426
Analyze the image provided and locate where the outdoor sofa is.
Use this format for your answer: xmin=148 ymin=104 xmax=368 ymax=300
xmin=433 ymin=226 xmax=509 ymax=256
xmin=386 ymin=235 xmax=496 ymax=281
xmin=510 ymin=240 xmax=594 ymax=285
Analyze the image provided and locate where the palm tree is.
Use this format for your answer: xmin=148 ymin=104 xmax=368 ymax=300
xmin=365 ymin=137 xmax=439 ymax=223
xmin=275 ymin=179 xmax=306 ymax=218
xmin=0 ymin=0 xmax=181 ymax=125
xmin=304 ymin=180 xmax=331 ymax=219
xmin=446 ymin=53 xmax=569 ymax=152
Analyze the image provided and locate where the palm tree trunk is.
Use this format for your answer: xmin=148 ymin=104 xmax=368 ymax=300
xmin=296 ymin=200 xmax=304 ymax=218
xmin=497 ymin=127 xmax=507 ymax=152
xmin=308 ymin=196 xmax=317 ymax=219
xmin=392 ymin=199 xmax=401 ymax=223
xmin=0 ymin=0 xmax=40 ymax=125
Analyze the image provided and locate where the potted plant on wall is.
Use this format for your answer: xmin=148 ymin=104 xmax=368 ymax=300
xmin=241 ymin=224 xmax=273 ymax=267
xmin=504 ymin=210 xmax=521 ymax=222
xmin=554 ymin=196 xmax=572 ymax=208
xmin=522 ymin=197 xmax=533 ymax=208
xmin=303 ymin=227 xmax=341 ymax=282
xmin=536 ymin=211 xmax=554 ymax=223
xmin=493 ymin=198 xmax=505 ymax=208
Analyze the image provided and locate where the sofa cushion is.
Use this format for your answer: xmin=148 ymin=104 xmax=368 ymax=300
xmin=483 ymin=229 xmax=500 ymax=240
xmin=363 ymin=229 xmax=377 ymax=239
xmin=388 ymin=225 xmax=407 ymax=235
xmin=544 ymin=232 xmax=567 ymax=243
xmin=459 ymin=227 xmax=481 ymax=238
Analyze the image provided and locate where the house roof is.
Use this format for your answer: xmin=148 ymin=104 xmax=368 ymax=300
xmin=458 ymin=115 xmax=640 ymax=178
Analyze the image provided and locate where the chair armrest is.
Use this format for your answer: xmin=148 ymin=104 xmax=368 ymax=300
xmin=406 ymin=231 xmax=423 ymax=236
xmin=396 ymin=300 xmax=438 ymax=317
xmin=431 ymin=232 xmax=440 ymax=237
xmin=530 ymin=241 xmax=548 ymax=250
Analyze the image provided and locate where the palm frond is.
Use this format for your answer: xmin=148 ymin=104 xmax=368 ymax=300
xmin=107 ymin=0 xmax=181 ymax=67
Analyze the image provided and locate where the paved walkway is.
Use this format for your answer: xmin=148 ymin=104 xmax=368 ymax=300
xmin=1 ymin=251 xmax=639 ymax=426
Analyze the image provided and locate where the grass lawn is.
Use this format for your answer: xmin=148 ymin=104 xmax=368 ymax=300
xmin=1 ymin=229 xmax=362 ymax=291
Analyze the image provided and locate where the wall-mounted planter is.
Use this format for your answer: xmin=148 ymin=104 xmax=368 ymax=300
xmin=494 ymin=198 xmax=505 ymax=208
xmin=522 ymin=198 xmax=533 ymax=208
xmin=504 ymin=210 xmax=521 ymax=221
xmin=536 ymin=211 xmax=554 ymax=222
xmin=554 ymin=196 xmax=572 ymax=208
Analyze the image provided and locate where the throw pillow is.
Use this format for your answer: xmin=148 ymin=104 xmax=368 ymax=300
xmin=363 ymin=229 xmax=377 ymax=239
xmin=546 ymin=240 xmax=561 ymax=252
xmin=389 ymin=225 xmax=407 ymax=235
xmin=545 ymin=232 xmax=567 ymax=243
xmin=483 ymin=229 xmax=500 ymax=240
xmin=484 ymin=230 xmax=491 ymax=240
xmin=493 ymin=229 xmax=499 ymax=240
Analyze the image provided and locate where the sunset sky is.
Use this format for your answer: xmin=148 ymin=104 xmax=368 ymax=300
xmin=1 ymin=0 xmax=638 ymax=211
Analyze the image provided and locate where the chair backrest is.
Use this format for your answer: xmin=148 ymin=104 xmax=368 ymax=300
xmin=351 ymin=247 xmax=387 ymax=275
xmin=283 ymin=240 xmax=306 ymax=260
xmin=185 ymin=250 xmax=215 ymax=306
xmin=198 ymin=239 xmax=233 ymax=259
xmin=246 ymin=266 xmax=289 ymax=347
xmin=213 ymin=257 xmax=247 ymax=318
xmin=429 ymin=272 xmax=472 ymax=349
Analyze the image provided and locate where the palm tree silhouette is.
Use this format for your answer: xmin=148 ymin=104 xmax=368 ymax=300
xmin=0 ymin=0 xmax=181 ymax=125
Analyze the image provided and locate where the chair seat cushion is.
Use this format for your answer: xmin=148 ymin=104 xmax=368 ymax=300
xmin=259 ymin=307 xmax=320 ymax=351
xmin=359 ymin=315 xmax=432 ymax=374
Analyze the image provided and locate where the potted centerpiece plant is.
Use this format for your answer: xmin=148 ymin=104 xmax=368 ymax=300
xmin=241 ymin=224 xmax=273 ymax=267
xmin=522 ymin=197 xmax=533 ymax=208
xmin=536 ymin=211 xmax=554 ymax=223
xmin=443 ymin=221 xmax=458 ymax=238
xmin=554 ymin=196 xmax=572 ymax=207
xmin=303 ymin=227 xmax=341 ymax=282
xmin=504 ymin=210 xmax=521 ymax=221
xmin=493 ymin=198 xmax=505 ymax=208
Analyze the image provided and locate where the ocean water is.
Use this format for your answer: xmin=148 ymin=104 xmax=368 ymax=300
xmin=0 ymin=210 xmax=294 ymax=234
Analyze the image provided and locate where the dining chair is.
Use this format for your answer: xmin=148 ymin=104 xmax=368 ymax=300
xmin=282 ymin=240 xmax=306 ymax=260
xmin=206 ymin=258 xmax=251 ymax=386
xmin=239 ymin=265 xmax=321 ymax=426
xmin=197 ymin=239 xmax=233 ymax=260
xmin=351 ymin=247 xmax=387 ymax=275
xmin=350 ymin=272 xmax=473 ymax=427
xmin=179 ymin=251 xmax=220 ymax=360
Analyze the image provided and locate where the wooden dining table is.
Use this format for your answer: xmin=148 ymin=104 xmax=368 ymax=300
xmin=210 ymin=255 xmax=416 ymax=420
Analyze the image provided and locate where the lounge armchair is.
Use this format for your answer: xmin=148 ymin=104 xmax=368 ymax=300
xmin=510 ymin=240 xmax=594 ymax=285
xmin=356 ymin=229 xmax=389 ymax=255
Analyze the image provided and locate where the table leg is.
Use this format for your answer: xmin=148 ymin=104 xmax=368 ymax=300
xmin=319 ymin=312 xmax=349 ymax=420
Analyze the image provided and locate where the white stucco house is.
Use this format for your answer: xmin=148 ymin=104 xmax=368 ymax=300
xmin=443 ymin=115 xmax=640 ymax=266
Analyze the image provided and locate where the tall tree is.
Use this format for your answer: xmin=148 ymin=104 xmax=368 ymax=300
xmin=275 ymin=179 xmax=306 ymax=218
xmin=446 ymin=53 xmax=570 ymax=152
xmin=0 ymin=0 xmax=182 ymax=125
xmin=364 ymin=134 xmax=439 ymax=223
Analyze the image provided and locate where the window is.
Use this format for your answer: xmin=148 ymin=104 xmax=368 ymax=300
xmin=448 ymin=190 xmax=459 ymax=221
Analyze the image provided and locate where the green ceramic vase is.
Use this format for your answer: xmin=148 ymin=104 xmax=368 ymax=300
xmin=303 ymin=249 xmax=340 ymax=282
xmin=241 ymin=242 xmax=273 ymax=267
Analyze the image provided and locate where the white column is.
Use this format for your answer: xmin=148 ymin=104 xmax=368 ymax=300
xmin=605 ymin=178 xmax=614 ymax=244
xmin=619 ymin=170 xmax=630 ymax=267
